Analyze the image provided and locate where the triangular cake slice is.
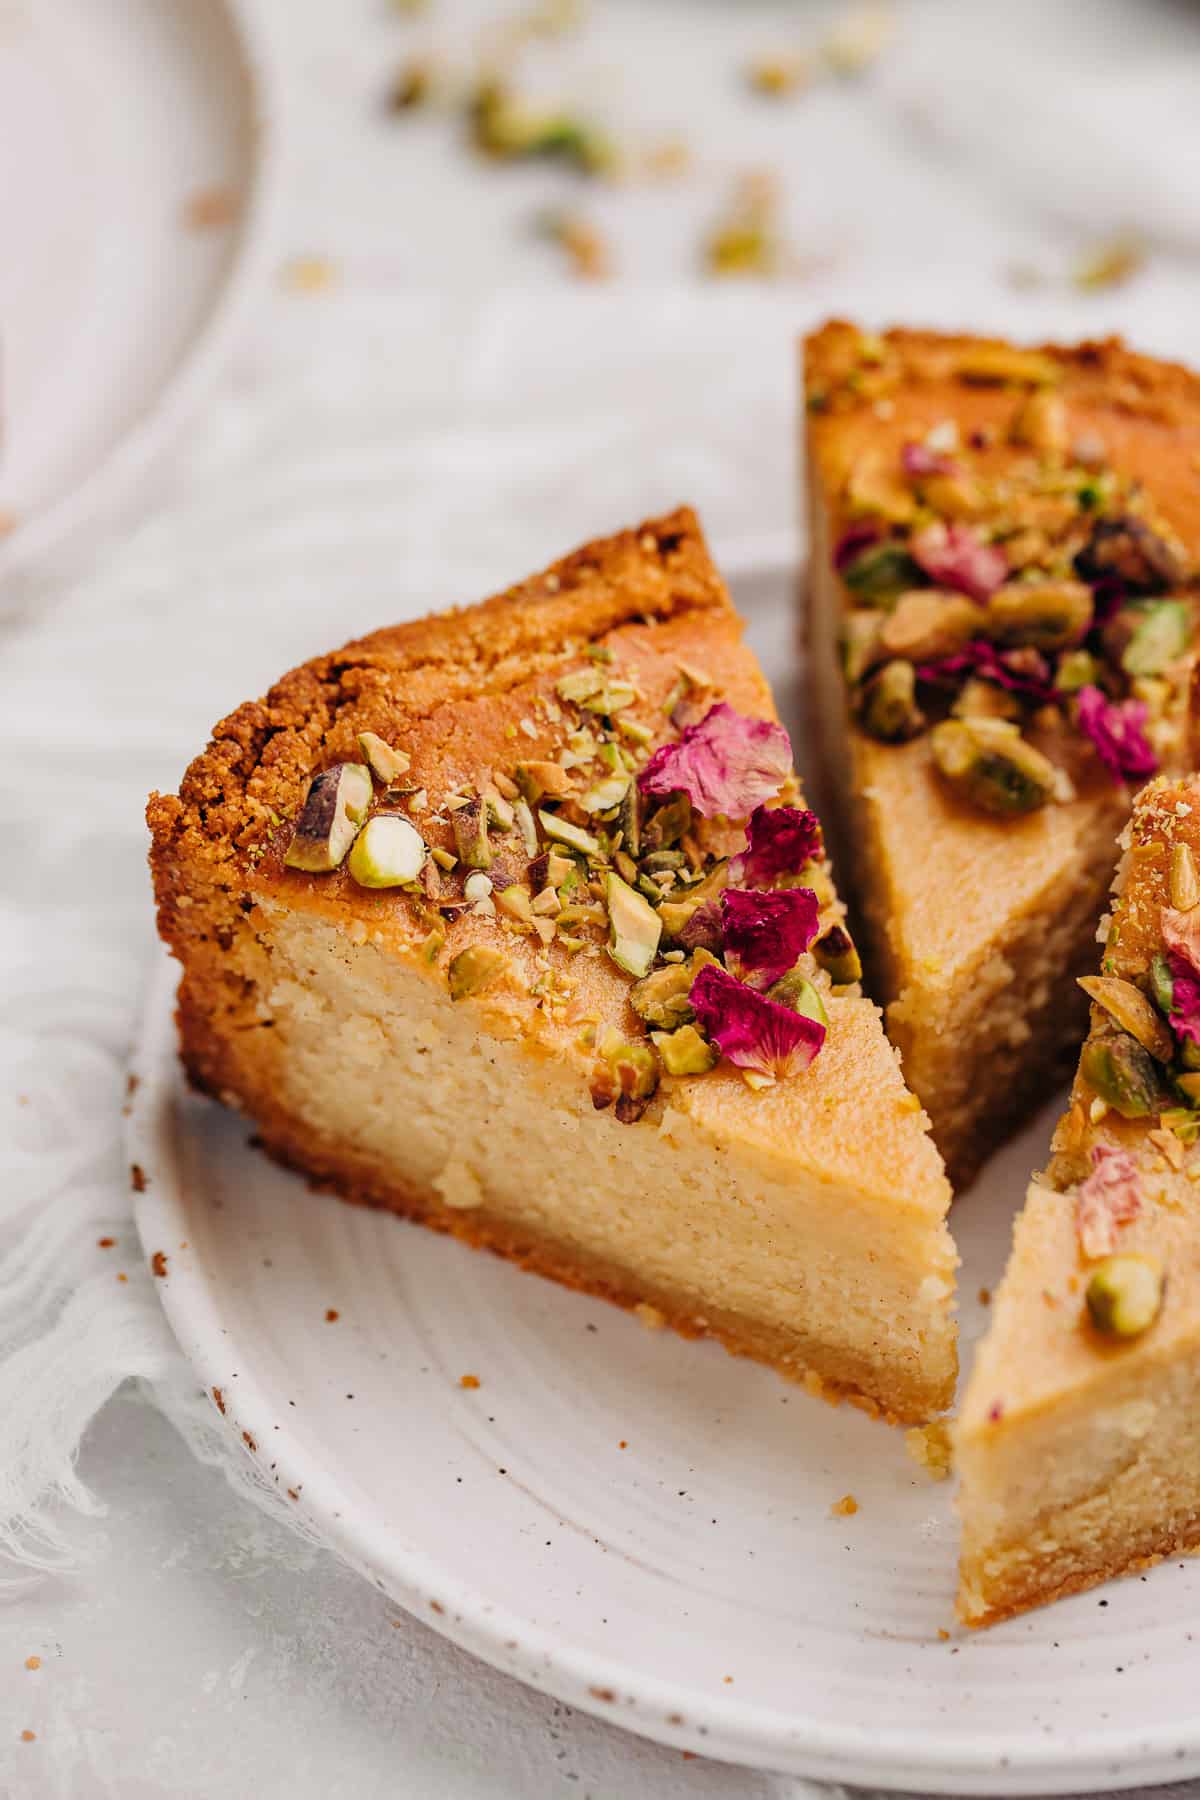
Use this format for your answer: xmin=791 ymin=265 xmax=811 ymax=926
xmin=957 ymin=774 xmax=1200 ymax=1623
xmin=148 ymin=508 xmax=957 ymax=1422
xmin=804 ymin=323 xmax=1200 ymax=1186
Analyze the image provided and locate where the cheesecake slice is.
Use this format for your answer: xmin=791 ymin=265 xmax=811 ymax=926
xmin=804 ymin=323 xmax=1200 ymax=1187
xmin=148 ymin=508 xmax=958 ymax=1423
xmin=957 ymin=774 xmax=1200 ymax=1624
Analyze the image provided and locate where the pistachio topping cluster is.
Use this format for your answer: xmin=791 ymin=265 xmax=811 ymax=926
xmin=826 ymin=337 xmax=1196 ymax=818
xmin=278 ymin=660 xmax=860 ymax=1121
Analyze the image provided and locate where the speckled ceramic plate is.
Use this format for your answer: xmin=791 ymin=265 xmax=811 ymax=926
xmin=0 ymin=0 xmax=280 ymax=599
xmin=129 ymin=561 xmax=1200 ymax=1793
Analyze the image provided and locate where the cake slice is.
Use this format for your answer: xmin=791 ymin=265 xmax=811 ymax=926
xmin=148 ymin=508 xmax=957 ymax=1423
xmin=957 ymin=774 xmax=1200 ymax=1623
xmin=805 ymin=323 xmax=1200 ymax=1186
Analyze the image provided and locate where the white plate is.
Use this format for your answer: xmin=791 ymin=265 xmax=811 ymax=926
xmin=0 ymin=0 xmax=279 ymax=596
xmin=130 ymin=561 xmax=1200 ymax=1794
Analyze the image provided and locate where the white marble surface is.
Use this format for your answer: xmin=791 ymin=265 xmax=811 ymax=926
xmin=7 ymin=0 xmax=1200 ymax=1794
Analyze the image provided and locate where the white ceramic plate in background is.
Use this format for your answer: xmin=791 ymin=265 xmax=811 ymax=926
xmin=129 ymin=561 xmax=1200 ymax=1793
xmin=0 ymin=0 xmax=279 ymax=600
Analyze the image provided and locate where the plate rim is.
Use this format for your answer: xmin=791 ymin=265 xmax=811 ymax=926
xmin=128 ymin=947 xmax=1200 ymax=1794
xmin=0 ymin=0 xmax=285 ymax=588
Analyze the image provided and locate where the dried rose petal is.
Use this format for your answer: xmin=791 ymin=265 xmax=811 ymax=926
xmin=1076 ymin=1145 xmax=1141 ymax=1259
xmin=832 ymin=520 xmax=883 ymax=572
xmin=720 ymin=887 xmax=820 ymax=989
xmin=1166 ymin=952 xmax=1200 ymax=1047
xmin=916 ymin=640 xmax=1056 ymax=702
xmin=677 ymin=899 xmax=725 ymax=955
xmin=690 ymin=962 xmax=825 ymax=1079
xmin=1075 ymin=685 xmax=1159 ymax=783
xmin=910 ymin=521 xmax=1008 ymax=602
xmin=728 ymin=804 xmax=823 ymax=887
xmin=639 ymin=703 xmax=792 ymax=819
xmin=902 ymin=442 xmax=959 ymax=478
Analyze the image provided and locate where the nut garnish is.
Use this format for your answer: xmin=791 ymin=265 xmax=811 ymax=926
xmin=1085 ymin=1254 xmax=1164 ymax=1339
xmin=651 ymin=1024 xmax=717 ymax=1075
xmin=1170 ymin=842 xmax=1200 ymax=913
xmin=929 ymin=719 xmax=1057 ymax=816
xmin=1077 ymin=976 xmax=1175 ymax=1064
xmin=347 ymin=814 xmax=427 ymax=889
xmin=453 ymin=797 xmax=493 ymax=870
xmin=357 ymin=732 xmax=411 ymax=785
xmin=606 ymin=871 xmax=662 ymax=978
xmin=447 ymin=944 xmax=511 ymax=1000
xmin=284 ymin=764 xmax=372 ymax=872
xmin=1080 ymin=1033 xmax=1163 ymax=1117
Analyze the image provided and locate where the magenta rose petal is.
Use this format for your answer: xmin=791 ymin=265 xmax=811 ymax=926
xmin=729 ymin=804 xmax=823 ymax=887
xmin=639 ymin=702 xmax=793 ymax=818
xmin=910 ymin=521 xmax=1007 ymax=602
xmin=720 ymin=888 xmax=821 ymax=988
xmin=1075 ymin=685 xmax=1159 ymax=782
xmin=690 ymin=963 xmax=826 ymax=1080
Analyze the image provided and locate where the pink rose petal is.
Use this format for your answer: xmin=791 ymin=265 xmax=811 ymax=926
xmin=1166 ymin=952 xmax=1200 ymax=1047
xmin=728 ymin=804 xmax=823 ymax=887
xmin=720 ymin=887 xmax=821 ymax=989
xmin=639 ymin=703 xmax=793 ymax=819
xmin=916 ymin=640 xmax=1056 ymax=702
xmin=690 ymin=963 xmax=825 ymax=1080
xmin=910 ymin=521 xmax=1007 ymax=602
xmin=1075 ymin=1145 xmax=1141 ymax=1260
xmin=1075 ymin=685 xmax=1159 ymax=783
xmin=902 ymin=441 xmax=959 ymax=478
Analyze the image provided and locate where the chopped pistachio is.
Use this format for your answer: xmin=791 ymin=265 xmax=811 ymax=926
xmin=555 ymin=669 xmax=607 ymax=705
xmin=513 ymin=797 xmax=538 ymax=857
xmin=538 ymin=810 xmax=600 ymax=856
xmin=430 ymin=846 xmax=458 ymax=871
xmin=1078 ymin=976 xmax=1175 ymax=1063
xmin=284 ymin=763 xmax=373 ymax=872
xmin=859 ymin=659 xmax=925 ymax=743
xmin=765 ymin=970 xmax=829 ymax=1028
xmin=592 ymin=1037 xmax=660 ymax=1123
xmin=1150 ymin=951 xmax=1176 ymax=1018
xmin=515 ymin=760 xmax=574 ymax=804
xmin=841 ymin=542 xmax=921 ymax=603
xmin=641 ymin=793 xmax=692 ymax=852
xmin=1173 ymin=1071 xmax=1200 ymax=1104
xmin=651 ymin=1024 xmax=717 ymax=1075
xmin=1123 ymin=600 xmax=1192 ymax=678
xmin=955 ymin=345 xmax=1057 ymax=387
xmin=580 ymin=682 xmax=637 ymax=715
xmin=420 ymin=921 xmax=446 ymax=963
xmin=357 ymin=731 xmax=411 ymax=785
xmin=1056 ymin=648 xmax=1102 ymax=693
xmin=841 ymin=610 xmax=885 ymax=684
xmin=614 ymin=848 xmax=638 ymax=884
xmin=606 ymin=871 xmax=662 ymax=978
xmin=617 ymin=715 xmax=654 ymax=746
xmin=1008 ymin=388 xmax=1067 ymax=455
xmin=347 ymin=814 xmax=428 ymax=889
xmin=929 ymin=718 xmax=1056 ymax=816
xmin=530 ymin=885 xmax=560 ymax=917
xmin=880 ymin=593 xmax=982 ymax=662
xmin=629 ymin=961 xmax=695 ymax=1029
xmin=984 ymin=581 xmax=1093 ymax=652
xmin=1080 ymin=1032 xmax=1162 ymax=1118
xmin=452 ymin=797 xmax=492 ymax=870
xmin=812 ymin=923 xmax=862 ymax=984
xmin=1171 ymin=842 xmax=1200 ymax=913
xmin=492 ymin=770 xmax=520 ymax=801
xmin=463 ymin=871 xmax=494 ymax=903
xmin=579 ymin=773 xmax=630 ymax=814
xmin=483 ymin=788 xmax=515 ymax=833
xmin=1085 ymin=1254 xmax=1163 ymax=1339
xmin=844 ymin=451 xmax=916 ymax=525
xmin=615 ymin=779 xmax=641 ymax=859
xmin=951 ymin=677 xmax=1021 ymax=723
xmin=447 ymin=944 xmax=510 ymax=1000
xmin=496 ymin=883 xmax=533 ymax=924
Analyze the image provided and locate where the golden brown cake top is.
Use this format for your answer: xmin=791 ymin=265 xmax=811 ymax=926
xmin=805 ymin=321 xmax=1200 ymax=823
xmin=151 ymin=509 xmax=932 ymax=1161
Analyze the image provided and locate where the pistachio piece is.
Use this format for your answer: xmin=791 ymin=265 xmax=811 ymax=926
xmin=495 ymin=883 xmax=533 ymax=923
xmin=447 ymin=944 xmax=511 ymax=1000
xmin=1074 ymin=516 xmax=1183 ymax=595
xmin=346 ymin=814 xmax=427 ymax=889
xmin=357 ymin=732 xmax=410 ymax=785
xmin=606 ymin=871 xmax=662 ymax=978
xmin=513 ymin=796 xmax=538 ymax=857
xmin=1008 ymin=388 xmax=1068 ymax=454
xmin=840 ymin=542 xmax=922 ymax=603
xmin=955 ymin=345 xmax=1057 ymax=387
xmin=951 ymin=677 xmax=1021 ymax=723
xmin=1174 ymin=1071 xmax=1200 ymax=1104
xmin=841 ymin=610 xmax=885 ymax=684
xmin=1085 ymin=1254 xmax=1164 ymax=1339
xmin=1078 ymin=976 xmax=1175 ymax=1063
xmin=1122 ymin=599 xmax=1192 ymax=677
xmin=858 ymin=660 xmax=925 ymax=743
xmin=1150 ymin=951 xmax=1176 ymax=1018
xmin=514 ymin=760 xmax=574 ymax=804
xmin=879 ymin=592 xmax=981 ymax=662
xmin=1080 ymin=1033 xmax=1162 ymax=1117
xmin=812 ymin=923 xmax=862 ymax=984
xmin=984 ymin=581 xmax=1093 ymax=652
xmin=641 ymin=793 xmax=692 ymax=852
xmin=1171 ymin=842 xmax=1200 ymax=913
xmin=538 ymin=809 xmax=600 ymax=856
xmin=284 ymin=763 xmax=373 ymax=872
xmin=629 ymin=962 xmax=694 ymax=1029
xmin=1056 ymin=648 xmax=1102 ymax=693
xmin=845 ymin=451 xmax=916 ymax=525
xmin=765 ymin=970 xmax=829 ymax=1028
xmin=483 ymin=787 xmax=515 ymax=833
xmin=581 ymin=682 xmax=637 ymax=715
xmin=452 ymin=797 xmax=492 ymax=870
xmin=555 ymin=669 xmax=607 ymax=705
xmin=578 ymin=773 xmax=630 ymax=814
xmin=615 ymin=778 xmax=641 ymax=858
xmin=929 ymin=718 xmax=1056 ymax=816
xmin=651 ymin=1024 xmax=717 ymax=1076
xmin=590 ymin=1030 xmax=661 ymax=1121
